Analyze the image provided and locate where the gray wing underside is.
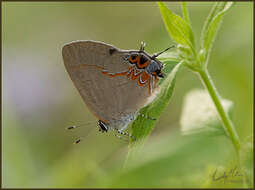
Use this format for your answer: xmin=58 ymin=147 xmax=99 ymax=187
xmin=62 ymin=40 xmax=152 ymax=125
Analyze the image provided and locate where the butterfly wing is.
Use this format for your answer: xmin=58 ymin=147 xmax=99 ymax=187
xmin=62 ymin=41 xmax=155 ymax=127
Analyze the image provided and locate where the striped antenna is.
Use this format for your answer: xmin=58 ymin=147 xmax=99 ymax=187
xmin=152 ymin=45 xmax=175 ymax=59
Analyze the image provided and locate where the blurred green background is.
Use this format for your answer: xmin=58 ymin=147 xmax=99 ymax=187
xmin=2 ymin=2 xmax=253 ymax=188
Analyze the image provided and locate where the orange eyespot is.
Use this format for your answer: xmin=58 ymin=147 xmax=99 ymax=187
xmin=137 ymin=60 xmax=149 ymax=69
xmin=129 ymin=55 xmax=138 ymax=63
xmin=136 ymin=55 xmax=149 ymax=69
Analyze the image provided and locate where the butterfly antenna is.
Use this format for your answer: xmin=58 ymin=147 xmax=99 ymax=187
xmin=152 ymin=45 xmax=175 ymax=59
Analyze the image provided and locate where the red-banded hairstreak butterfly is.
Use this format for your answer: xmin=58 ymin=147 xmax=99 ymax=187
xmin=62 ymin=41 xmax=173 ymax=141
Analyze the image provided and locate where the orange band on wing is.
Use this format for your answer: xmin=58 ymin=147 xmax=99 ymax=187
xmin=127 ymin=67 xmax=142 ymax=80
xmin=102 ymin=71 xmax=128 ymax=78
xmin=102 ymin=66 xmax=133 ymax=78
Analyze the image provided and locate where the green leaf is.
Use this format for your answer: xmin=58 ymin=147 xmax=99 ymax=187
xmin=200 ymin=2 xmax=226 ymax=44
xmin=201 ymin=2 xmax=234 ymax=60
xmin=158 ymin=2 xmax=195 ymax=50
xmin=131 ymin=61 xmax=183 ymax=140
xmin=125 ymin=61 xmax=184 ymax=164
xmin=181 ymin=2 xmax=191 ymax=26
xmin=180 ymin=89 xmax=234 ymax=136
xmin=110 ymin=131 xmax=234 ymax=188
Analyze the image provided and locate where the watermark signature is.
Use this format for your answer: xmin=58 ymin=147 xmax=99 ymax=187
xmin=212 ymin=166 xmax=243 ymax=184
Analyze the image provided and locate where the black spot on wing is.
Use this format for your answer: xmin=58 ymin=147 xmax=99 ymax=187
xmin=109 ymin=48 xmax=117 ymax=55
xmin=139 ymin=55 xmax=148 ymax=65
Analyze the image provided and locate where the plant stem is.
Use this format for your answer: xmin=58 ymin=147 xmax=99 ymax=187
xmin=198 ymin=68 xmax=241 ymax=156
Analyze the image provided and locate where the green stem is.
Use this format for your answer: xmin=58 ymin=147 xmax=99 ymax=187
xmin=198 ymin=69 xmax=241 ymax=155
